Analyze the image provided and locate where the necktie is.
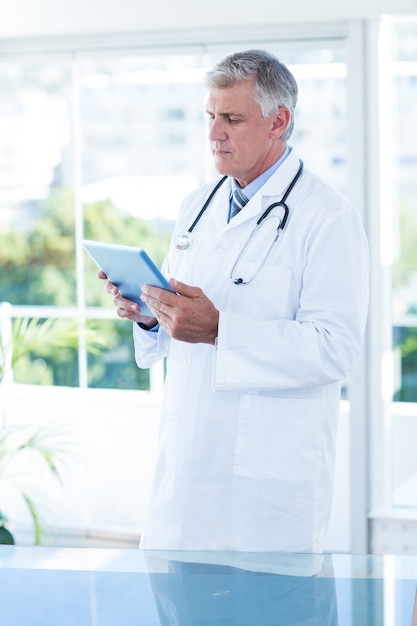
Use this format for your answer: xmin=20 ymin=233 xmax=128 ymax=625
xmin=231 ymin=188 xmax=249 ymax=218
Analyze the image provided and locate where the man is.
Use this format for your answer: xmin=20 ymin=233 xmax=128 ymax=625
xmin=102 ymin=49 xmax=369 ymax=553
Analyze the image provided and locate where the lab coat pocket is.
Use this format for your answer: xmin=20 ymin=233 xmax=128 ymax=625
xmin=233 ymin=395 xmax=321 ymax=481
xmin=227 ymin=263 xmax=291 ymax=320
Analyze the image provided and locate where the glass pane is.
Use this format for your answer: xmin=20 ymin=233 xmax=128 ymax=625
xmin=79 ymin=53 xmax=206 ymax=182
xmin=0 ymin=59 xmax=75 ymax=306
xmin=392 ymin=405 xmax=417 ymax=507
xmin=393 ymin=325 xmax=417 ymax=402
xmin=79 ymin=52 xmax=206 ymax=389
xmin=87 ymin=319 xmax=150 ymax=390
xmin=79 ymin=53 xmax=206 ymax=309
xmin=10 ymin=317 xmax=80 ymax=387
xmin=389 ymin=16 xmax=417 ymax=510
xmin=391 ymin=17 xmax=417 ymax=374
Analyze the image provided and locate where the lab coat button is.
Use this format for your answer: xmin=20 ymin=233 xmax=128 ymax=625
xmin=215 ymin=244 xmax=224 ymax=253
xmin=172 ymin=414 xmax=180 ymax=424
xmin=179 ymin=356 xmax=186 ymax=366
xmin=166 ymin=471 xmax=171 ymax=480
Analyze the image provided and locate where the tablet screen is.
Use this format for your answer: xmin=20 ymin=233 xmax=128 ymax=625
xmin=83 ymin=239 xmax=173 ymax=317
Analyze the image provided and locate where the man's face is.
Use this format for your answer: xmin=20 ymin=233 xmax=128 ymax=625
xmin=206 ymin=79 xmax=287 ymax=188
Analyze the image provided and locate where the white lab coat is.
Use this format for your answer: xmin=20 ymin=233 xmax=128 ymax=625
xmin=134 ymin=149 xmax=369 ymax=553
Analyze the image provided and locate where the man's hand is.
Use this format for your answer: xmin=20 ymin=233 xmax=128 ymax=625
xmin=141 ymin=278 xmax=219 ymax=345
xmin=98 ymin=270 xmax=158 ymax=328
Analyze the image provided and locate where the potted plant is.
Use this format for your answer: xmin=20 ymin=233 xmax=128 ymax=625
xmin=0 ymin=512 xmax=14 ymax=544
xmin=0 ymin=310 xmax=107 ymax=544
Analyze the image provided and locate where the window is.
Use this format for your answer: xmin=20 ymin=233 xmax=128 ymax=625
xmin=0 ymin=50 xmax=207 ymax=389
xmin=0 ymin=39 xmax=349 ymax=395
xmin=388 ymin=17 xmax=417 ymax=509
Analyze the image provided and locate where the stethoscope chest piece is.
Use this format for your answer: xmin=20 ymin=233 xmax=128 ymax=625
xmin=175 ymin=233 xmax=193 ymax=252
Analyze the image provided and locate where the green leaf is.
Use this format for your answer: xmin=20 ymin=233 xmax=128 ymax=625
xmin=1 ymin=317 xmax=108 ymax=384
xmin=0 ymin=422 xmax=77 ymax=544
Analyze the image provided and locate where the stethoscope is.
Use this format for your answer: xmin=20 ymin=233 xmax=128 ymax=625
xmin=174 ymin=159 xmax=303 ymax=285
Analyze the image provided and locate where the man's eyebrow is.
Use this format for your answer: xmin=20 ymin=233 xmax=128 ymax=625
xmin=206 ymin=109 xmax=246 ymax=118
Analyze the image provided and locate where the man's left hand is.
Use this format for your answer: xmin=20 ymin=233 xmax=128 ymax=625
xmin=140 ymin=278 xmax=219 ymax=345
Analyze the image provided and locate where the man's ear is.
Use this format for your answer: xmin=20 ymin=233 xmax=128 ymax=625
xmin=269 ymin=107 xmax=291 ymax=139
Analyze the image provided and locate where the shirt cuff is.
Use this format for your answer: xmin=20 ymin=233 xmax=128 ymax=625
xmin=137 ymin=322 xmax=159 ymax=332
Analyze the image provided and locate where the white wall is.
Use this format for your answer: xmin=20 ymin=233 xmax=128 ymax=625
xmin=0 ymin=0 xmax=416 ymax=40
xmin=1 ymin=384 xmax=160 ymax=545
xmin=1 ymin=384 xmax=350 ymax=551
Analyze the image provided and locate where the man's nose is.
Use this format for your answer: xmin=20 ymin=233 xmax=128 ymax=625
xmin=208 ymin=117 xmax=227 ymax=141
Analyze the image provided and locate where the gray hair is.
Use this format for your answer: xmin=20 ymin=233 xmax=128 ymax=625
xmin=204 ymin=49 xmax=298 ymax=140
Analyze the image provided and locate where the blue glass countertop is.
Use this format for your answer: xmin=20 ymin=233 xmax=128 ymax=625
xmin=0 ymin=547 xmax=416 ymax=625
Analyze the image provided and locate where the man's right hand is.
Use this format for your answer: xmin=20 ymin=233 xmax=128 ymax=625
xmin=98 ymin=270 xmax=158 ymax=328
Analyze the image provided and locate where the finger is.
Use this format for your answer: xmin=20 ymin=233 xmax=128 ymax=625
xmin=114 ymin=292 xmax=123 ymax=307
xmin=106 ymin=281 xmax=120 ymax=296
xmin=114 ymin=290 xmax=126 ymax=303
xmin=142 ymin=284 xmax=179 ymax=309
xmin=141 ymin=295 xmax=162 ymax=318
xmin=141 ymin=284 xmax=168 ymax=300
xmin=169 ymin=278 xmax=200 ymax=298
xmin=116 ymin=302 xmax=143 ymax=320
xmin=141 ymin=289 xmax=165 ymax=310
xmin=114 ymin=291 xmax=140 ymax=312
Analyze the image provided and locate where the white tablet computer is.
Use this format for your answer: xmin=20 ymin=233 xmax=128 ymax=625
xmin=83 ymin=239 xmax=174 ymax=317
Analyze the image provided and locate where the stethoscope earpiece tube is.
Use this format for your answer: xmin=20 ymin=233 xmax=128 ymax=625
xmin=188 ymin=175 xmax=228 ymax=234
xmin=256 ymin=160 xmax=303 ymax=228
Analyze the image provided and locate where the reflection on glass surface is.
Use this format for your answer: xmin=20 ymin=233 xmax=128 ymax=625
xmin=1 ymin=548 xmax=417 ymax=625
xmin=146 ymin=552 xmax=337 ymax=626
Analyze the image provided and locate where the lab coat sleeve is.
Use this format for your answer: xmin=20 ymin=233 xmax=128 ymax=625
xmin=213 ymin=207 xmax=369 ymax=392
xmin=132 ymin=256 xmax=172 ymax=368
xmin=133 ymin=322 xmax=170 ymax=369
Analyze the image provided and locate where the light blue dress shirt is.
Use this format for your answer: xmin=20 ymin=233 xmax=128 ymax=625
xmin=229 ymin=146 xmax=291 ymax=221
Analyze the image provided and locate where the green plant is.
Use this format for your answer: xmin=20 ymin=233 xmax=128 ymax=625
xmin=0 ymin=316 xmax=107 ymax=385
xmin=0 ymin=423 xmax=75 ymax=545
xmin=0 ymin=315 xmax=107 ymax=544
xmin=0 ymin=511 xmax=14 ymax=544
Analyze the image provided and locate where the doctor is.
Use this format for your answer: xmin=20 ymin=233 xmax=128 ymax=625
xmin=102 ymin=49 xmax=369 ymax=553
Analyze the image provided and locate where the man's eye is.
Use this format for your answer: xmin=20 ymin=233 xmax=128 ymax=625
xmin=227 ymin=117 xmax=241 ymax=124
